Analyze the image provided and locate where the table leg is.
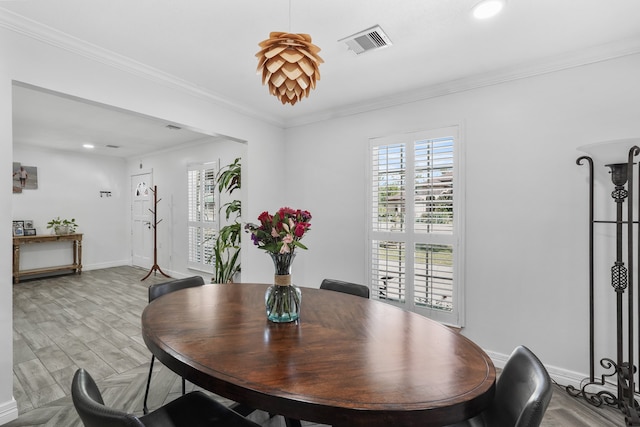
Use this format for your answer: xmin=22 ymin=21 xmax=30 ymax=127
xmin=13 ymin=243 xmax=20 ymax=284
xmin=76 ymin=239 xmax=83 ymax=274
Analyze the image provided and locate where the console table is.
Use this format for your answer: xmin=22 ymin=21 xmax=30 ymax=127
xmin=13 ymin=233 xmax=83 ymax=283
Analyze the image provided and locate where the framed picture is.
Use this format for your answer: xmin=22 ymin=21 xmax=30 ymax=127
xmin=23 ymin=228 xmax=36 ymax=236
xmin=13 ymin=220 xmax=24 ymax=229
xmin=13 ymin=227 xmax=24 ymax=236
xmin=12 ymin=164 xmax=38 ymax=191
xmin=24 ymin=220 xmax=34 ymax=229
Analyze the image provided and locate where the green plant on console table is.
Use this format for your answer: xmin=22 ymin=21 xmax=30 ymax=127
xmin=46 ymin=217 xmax=78 ymax=235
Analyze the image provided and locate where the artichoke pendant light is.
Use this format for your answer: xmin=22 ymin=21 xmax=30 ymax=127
xmin=256 ymin=28 xmax=323 ymax=105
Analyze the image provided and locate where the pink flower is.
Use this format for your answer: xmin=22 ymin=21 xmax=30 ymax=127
xmin=279 ymin=234 xmax=294 ymax=253
xmin=271 ymin=227 xmax=279 ymax=238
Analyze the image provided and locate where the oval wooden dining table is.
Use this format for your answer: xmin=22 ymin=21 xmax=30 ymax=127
xmin=141 ymin=283 xmax=495 ymax=427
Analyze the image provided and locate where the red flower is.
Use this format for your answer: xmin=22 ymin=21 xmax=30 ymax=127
xmin=294 ymin=222 xmax=309 ymax=238
xmin=258 ymin=211 xmax=272 ymax=225
xmin=278 ymin=207 xmax=296 ymax=218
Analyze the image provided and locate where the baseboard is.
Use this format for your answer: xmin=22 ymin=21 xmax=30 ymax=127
xmin=86 ymin=263 xmax=203 ymax=282
xmin=484 ymin=349 xmax=617 ymax=394
xmin=83 ymin=260 xmax=131 ymax=271
xmin=0 ymin=398 xmax=18 ymax=425
xmin=85 ymin=262 xmax=208 ymax=282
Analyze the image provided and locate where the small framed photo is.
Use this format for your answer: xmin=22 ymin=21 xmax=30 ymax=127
xmin=13 ymin=220 xmax=24 ymax=229
xmin=24 ymin=220 xmax=34 ymax=229
xmin=13 ymin=227 xmax=24 ymax=236
xmin=23 ymin=228 xmax=36 ymax=236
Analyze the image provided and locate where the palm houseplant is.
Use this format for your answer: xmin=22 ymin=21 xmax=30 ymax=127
xmin=211 ymin=157 xmax=242 ymax=284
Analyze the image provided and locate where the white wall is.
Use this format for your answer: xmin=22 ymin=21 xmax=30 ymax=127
xmin=12 ymin=145 xmax=129 ymax=271
xmin=284 ymin=54 xmax=640 ymax=383
xmin=0 ymin=26 xmax=285 ymax=424
xmin=0 ymin=33 xmax=16 ymax=423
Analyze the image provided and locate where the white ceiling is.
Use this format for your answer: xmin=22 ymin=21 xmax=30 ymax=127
xmin=4 ymin=0 xmax=640 ymax=157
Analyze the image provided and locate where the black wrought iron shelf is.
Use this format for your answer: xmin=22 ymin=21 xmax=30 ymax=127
xmin=593 ymin=220 xmax=640 ymax=224
xmin=571 ymin=146 xmax=640 ymax=427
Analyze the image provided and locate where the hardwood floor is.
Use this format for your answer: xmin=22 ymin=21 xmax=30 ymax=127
xmin=7 ymin=266 xmax=625 ymax=426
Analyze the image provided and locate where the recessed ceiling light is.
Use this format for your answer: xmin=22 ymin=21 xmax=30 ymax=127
xmin=472 ymin=0 xmax=506 ymax=19
xmin=83 ymin=144 xmax=95 ymax=149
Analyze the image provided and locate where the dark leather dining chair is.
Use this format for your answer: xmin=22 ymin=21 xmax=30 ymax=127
xmin=72 ymin=368 xmax=260 ymax=427
xmin=143 ymin=276 xmax=205 ymax=414
xmin=446 ymin=345 xmax=553 ymax=427
xmin=320 ymin=278 xmax=370 ymax=298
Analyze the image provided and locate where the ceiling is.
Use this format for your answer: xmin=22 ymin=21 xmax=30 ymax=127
xmin=4 ymin=0 xmax=640 ymax=157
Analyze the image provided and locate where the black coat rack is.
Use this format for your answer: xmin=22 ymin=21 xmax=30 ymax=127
xmin=569 ymin=145 xmax=640 ymax=426
xmin=141 ymin=185 xmax=170 ymax=281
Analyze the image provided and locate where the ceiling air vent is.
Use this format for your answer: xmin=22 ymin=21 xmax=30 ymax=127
xmin=105 ymin=145 xmax=120 ymax=149
xmin=338 ymin=25 xmax=392 ymax=55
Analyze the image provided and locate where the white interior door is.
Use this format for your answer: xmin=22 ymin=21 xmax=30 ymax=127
xmin=131 ymin=173 xmax=153 ymax=268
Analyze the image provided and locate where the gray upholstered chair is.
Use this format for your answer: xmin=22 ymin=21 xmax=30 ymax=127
xmin=72 ymin=368 xmax=260 ymax=427
xmin=447 ymin=345 xmax=553 ymax=427
xmin=143 ymin=276 xmax=205 ymax=414
xmin=320 ymin=278 xmax=370 ymax=298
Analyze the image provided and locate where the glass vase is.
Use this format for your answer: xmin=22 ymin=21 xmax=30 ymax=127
xmin=265 ymin=253 xmax=301 ymax=323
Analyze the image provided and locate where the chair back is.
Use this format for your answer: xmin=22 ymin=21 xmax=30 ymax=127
xmin=72 ymin=369 xmax=144 ymax=427
xmin=148 ymin=276 xmax=205 ymax=303
xmin=320 ymin=278 xmax=370 ymax=298
xmin=486 ymin=345 xmax=553 ymax=427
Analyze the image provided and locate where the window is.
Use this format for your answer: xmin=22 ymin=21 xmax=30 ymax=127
xmin=188 ymin=163 xmax=217 ymax=271
xmin=368 ymin=126 xmax=463 ymax=325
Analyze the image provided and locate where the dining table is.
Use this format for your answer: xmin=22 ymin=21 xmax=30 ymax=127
xmin=141 ymin=283 xmax=496 ymax=427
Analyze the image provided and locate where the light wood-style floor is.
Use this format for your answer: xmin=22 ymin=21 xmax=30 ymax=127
xmin=7 ymin=266 xmax=626 ymax=426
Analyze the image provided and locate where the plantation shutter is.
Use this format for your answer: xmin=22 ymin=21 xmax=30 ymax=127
xmin=188 ymin=163 xmax=217 ymax=270
xmin=368 ymin=126 xmax=462 ymax=325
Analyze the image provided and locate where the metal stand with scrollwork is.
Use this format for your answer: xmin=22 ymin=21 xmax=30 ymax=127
xmin=141 ymin=185 xmax=171 ymax=281
xmin=569 ymin=145 xmax=640 ymax=426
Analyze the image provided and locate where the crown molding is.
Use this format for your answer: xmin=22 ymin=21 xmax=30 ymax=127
xmin=2 ymin=7 xmax=639 ymax=130
xmin=285 ymin=36 xmax=640 ymax=128
xmin=0 ymin=7 xmax=285 ymax=128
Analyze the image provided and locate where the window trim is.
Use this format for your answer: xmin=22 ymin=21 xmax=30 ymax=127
xmin=366 ymin=124 xmax=465 ymax=327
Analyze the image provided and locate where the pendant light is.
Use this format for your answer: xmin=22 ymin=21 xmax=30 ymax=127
xmin=255 ymin=2 xmax=323 ymax=105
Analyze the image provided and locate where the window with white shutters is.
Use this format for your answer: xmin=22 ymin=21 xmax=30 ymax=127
xmin=368 ymin=126 xmax=463 ymax=325
xmin=188 ymin=164 xmax=217 ymax=271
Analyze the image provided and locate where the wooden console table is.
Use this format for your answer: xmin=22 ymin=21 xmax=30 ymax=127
xmin=13 ymin=233 xmax=83 ymax=283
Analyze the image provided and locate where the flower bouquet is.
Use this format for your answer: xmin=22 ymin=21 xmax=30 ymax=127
xmin=245 ymin=207 xmax=312 ymax=322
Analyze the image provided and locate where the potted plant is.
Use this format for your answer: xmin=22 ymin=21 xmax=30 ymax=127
xmin=46 ymin=217 xmax=78 ymax=235
xmin=211 ymin=158 xmax=242 ymax=284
